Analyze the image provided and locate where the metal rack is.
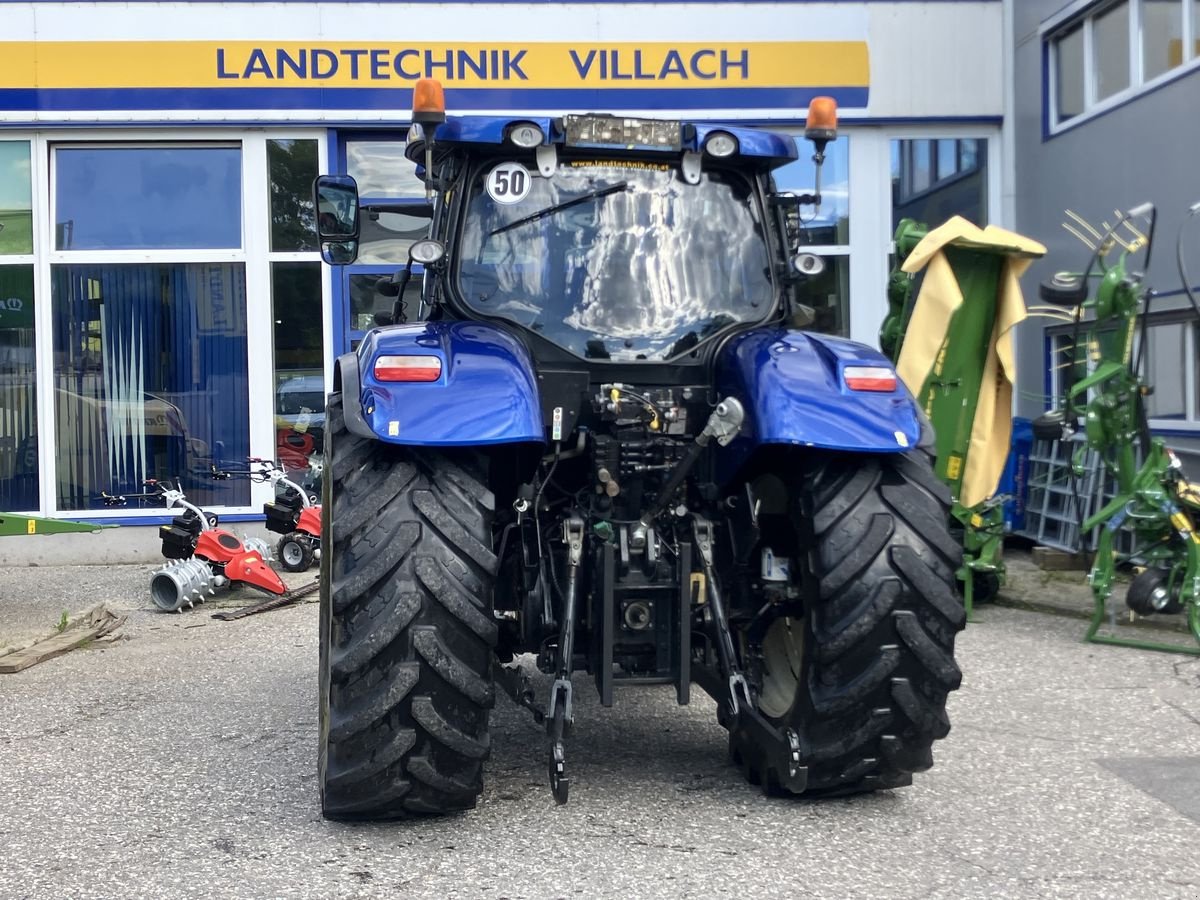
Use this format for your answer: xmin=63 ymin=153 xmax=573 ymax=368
xmin=1018 ymin=436 xmax=1138 ymax=556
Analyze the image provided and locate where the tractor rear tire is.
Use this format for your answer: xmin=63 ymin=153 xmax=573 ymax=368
xmin=735 ymin=451 xmax=965 ymax=796
xmin=318 ymin=392 xmax=498 ymax=820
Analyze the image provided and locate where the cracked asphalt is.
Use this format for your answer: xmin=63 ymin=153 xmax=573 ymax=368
xmin=3 ymin=564 xmax=1200 ymax=899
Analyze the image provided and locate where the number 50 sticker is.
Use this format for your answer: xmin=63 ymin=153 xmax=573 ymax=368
xmin=486 ymin=162 xmax=532 ymax=204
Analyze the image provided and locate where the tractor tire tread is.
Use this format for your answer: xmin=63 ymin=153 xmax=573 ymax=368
xmin=732 ymin=452 xmax=964 ymax=798
xmin=319 ymin=393 xmax=496 ymax=821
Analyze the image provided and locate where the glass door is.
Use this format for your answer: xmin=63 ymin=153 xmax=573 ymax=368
xmin=335 ymin=134 xmax=429 ymax=352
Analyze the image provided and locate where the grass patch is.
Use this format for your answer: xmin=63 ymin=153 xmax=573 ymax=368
xmin=0 ymin=210 xmax=33 ymax=255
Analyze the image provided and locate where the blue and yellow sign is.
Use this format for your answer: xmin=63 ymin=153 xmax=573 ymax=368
xmin=0 ymin=40 xmax=869 ymax=114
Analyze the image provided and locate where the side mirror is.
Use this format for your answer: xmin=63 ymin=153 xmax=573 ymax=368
xmin=323 ymin=241 xmax=359 ymax=265
xmin=313 ymin=175 xmax=360 ymax=265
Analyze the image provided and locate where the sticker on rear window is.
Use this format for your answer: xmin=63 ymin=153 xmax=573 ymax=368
xmin=486 ymin=162 xmax=532 ymax=204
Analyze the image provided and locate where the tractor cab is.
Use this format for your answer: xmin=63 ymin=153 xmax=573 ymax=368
xmin=316 ymin=80 xmax=836 ymax=370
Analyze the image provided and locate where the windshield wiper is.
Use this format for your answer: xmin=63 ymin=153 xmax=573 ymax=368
xmin=488 ymin=181 xmax=629 ymax=236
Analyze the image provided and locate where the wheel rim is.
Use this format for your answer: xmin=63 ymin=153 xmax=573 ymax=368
xmin=758 ymin=616 xmax=804 ymax=720
xmin=283 ymin=540 xmax=305 ymax=567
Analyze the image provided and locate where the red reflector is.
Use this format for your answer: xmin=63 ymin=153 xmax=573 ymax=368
xmin=374 ymin=355 xmax=442 ymax=382
xmin=844 ymin=366 xmax=897 ymax=392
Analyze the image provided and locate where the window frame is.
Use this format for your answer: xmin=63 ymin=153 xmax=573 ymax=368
xmin=1045 ymin=0 xmax=1200 ymax=135
xmin=0 ymin=136 xmax=39 ymax=513
xmin=773 ymin=129 xmax=852 ymax=337
xmin=265 ymin=135 xmax=326 ymax=433
xmin=334 ymin=132 xmax=429 ymax=353
xmin=25 ymin=128 xmax=329 ymax=521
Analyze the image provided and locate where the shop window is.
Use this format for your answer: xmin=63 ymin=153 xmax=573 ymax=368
xmin=936 ymin=139 xmax=958 ymax=181
xmin=794 ymin=256 xmax=850 ymax=338
xmin=344 ymin=140 xmax=429 ymax=265
xmin=0 ymin=141 xmax=33 ymax=256
xmin=0 ymin=141 xmax=35 ymax=510
xmin=772 ymin=136 xmax=849 ymax=247
xmin=1048 ymin=0 xmax=1198 ymax=130
xmin=0 ymin=266 xmax=37 ymax=510
xmin=771 ymin=136 xmax=850 ymax=336
xmin=54 ymin=146 xmax=242 ymax=251
xmin=268 ymin=139 xmax=319 ymax=252
xmin=359 ymin=209 xmax=432 ymax=266
xmin=959 ymin=139 xmax=980 ymax=171
xmin=348 ymin=272 xmax=424 ymax=333
xmin=50 ymin=263 xmax=250 ymax=511
xmin=271 ymin=262 xmax=324 ymax=480
xmin=346 ymin=141 xmax=423 ymax=198
xmin=891 ymin=137 xmax=988 ymax=230
xmin=910 ymin=140 xmax=932 ymax=195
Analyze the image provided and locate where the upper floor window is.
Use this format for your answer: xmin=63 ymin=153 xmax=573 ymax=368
xmin=1048 ymin=0 xmax=1200 ymax=130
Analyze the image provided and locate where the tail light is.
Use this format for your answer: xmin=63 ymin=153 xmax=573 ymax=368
xmin=373 ymin=355 xmax=442 ymax=383
xmin=843 ymin=365 xmax=897 ymax=392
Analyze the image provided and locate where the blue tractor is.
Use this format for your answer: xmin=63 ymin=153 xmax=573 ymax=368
xmin=314 ymin=81 xmax=964 ymax=819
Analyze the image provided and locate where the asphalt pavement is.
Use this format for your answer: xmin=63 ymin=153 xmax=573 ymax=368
xmin=3 ymin=563 xmax=1200 ymax=899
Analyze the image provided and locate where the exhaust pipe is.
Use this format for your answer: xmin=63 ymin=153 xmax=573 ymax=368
xmin=150 ymin=558 xmax=217 ymax=612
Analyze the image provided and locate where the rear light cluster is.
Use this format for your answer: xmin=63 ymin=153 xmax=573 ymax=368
xmin=373 ymin=355 xmax=442 ymax=382
xmin=843 ymin=365 xmax=897 ymax=392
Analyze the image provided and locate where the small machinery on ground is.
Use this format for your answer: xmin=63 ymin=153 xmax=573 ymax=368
xmin=1033 ymin=202 xmax=1200 ymax=653
xmin=256 ymin=458 xmax=323 ymax=572
xmin=102 ymin=479 xmax=286 ymax=612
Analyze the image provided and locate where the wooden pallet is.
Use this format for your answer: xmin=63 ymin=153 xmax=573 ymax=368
xmin=0 ymin=605 xmax=126 ymax=674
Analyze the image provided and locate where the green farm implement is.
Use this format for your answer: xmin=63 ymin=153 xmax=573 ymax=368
xmin=1034 ymin=202 xmax=1200 ymax=653
xmin=882 ymin=217 xmax=1045 ymax=616
xmin=0 ymin=512 xmax=113 ymax=536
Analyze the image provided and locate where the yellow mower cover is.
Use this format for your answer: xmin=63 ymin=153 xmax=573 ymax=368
xmin=897 ymin=216 xmax=1045 ymax=508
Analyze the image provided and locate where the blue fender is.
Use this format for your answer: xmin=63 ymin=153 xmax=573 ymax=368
xmin=336 ymin=322 xmax=544 ymax=446
xmin=715 ymin=328 xmax=920 ymax=470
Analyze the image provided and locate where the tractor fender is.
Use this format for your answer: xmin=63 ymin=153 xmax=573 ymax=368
xmin=335 ymin=322 xmax=545 ymax=446
xmin=715 ymin=328 xmax=921 ymax=467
